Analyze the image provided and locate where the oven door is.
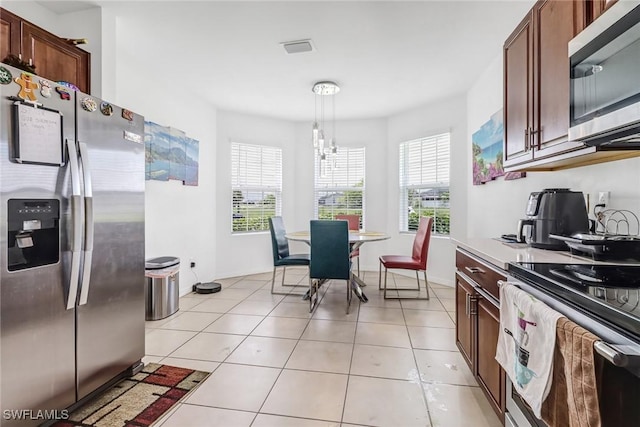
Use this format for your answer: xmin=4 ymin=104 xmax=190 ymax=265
xmin=506 ymin=378 xmax=544 ymax=427
xmin=501 ymin=277 xmax=640 ymax=427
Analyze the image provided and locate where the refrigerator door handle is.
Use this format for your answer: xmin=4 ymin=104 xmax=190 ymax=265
xmin=78 ymin=142 xmax=94 ymax=306
xmin=66 ymin=139 xmax=83 ymax=310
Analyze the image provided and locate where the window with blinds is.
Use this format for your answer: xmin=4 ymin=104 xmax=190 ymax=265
xmin=399 ymin=133 xmax=450 ymax=234
xmin=314 ymin=147 xmax=365 ymax=228
xmin=231 ymin=142 xmax=282 ymax=233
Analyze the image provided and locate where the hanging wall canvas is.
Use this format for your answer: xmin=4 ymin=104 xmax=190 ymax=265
xmin=144 ymin=121 xmax=199 ymax=186
xmin=145 ymin=121 xmax=171 ymax=181
xmin=472 ymin=109 xmax=504 ymax=185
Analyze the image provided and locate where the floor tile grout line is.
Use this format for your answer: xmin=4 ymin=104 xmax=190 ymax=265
xmin=248 ymin=282 xmax=316 ymax=418
xmin=339 ymin=279 xmax=362 ymax=426
xmin=399 ymin=287 xmax=435 ymax=427
xmin=146 ymin=272 xmax=467 ymax=426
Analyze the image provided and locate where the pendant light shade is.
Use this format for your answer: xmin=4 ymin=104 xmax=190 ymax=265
xmin=311 ymin=81 xmax=339 ymax=167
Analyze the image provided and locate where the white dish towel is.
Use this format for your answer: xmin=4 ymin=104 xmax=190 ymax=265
xmin=495 ymin=283 xmax=564 ymax=418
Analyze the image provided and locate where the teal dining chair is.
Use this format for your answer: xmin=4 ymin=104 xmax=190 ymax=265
xmin=268 ymin=217 xmax=310 ymax=295
xmin=309 ymin=220 xmax=354 ymax=313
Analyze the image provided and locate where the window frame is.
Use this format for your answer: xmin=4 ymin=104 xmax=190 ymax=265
xmin=399 ymin=132 xmax=451 ymax=235
xmin=230 ymin=141 xmax=282 ymax=234
xmin=314 ymin=146 xmax=366 ymax=228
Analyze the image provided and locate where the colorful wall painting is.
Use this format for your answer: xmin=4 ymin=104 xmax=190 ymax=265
xmin=144 ymin=121 xmax=199 ymax=186
xmin=472 ymin=109 xmax=504 ymax=185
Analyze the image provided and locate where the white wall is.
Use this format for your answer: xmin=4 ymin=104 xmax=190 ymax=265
xmin=387 ymin=95 xmax=467 ymax=287
xmin=466 ymin=54 xmax=640 ymax=239
xmin=113 ymin=17 xmax=217 ymax=296
xmin=215 ymin=110 xmax=297 ymax=279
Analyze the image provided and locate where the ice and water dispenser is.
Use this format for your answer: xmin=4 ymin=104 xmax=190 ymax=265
xmin=7 ymin=199 xmax=60 ymax=271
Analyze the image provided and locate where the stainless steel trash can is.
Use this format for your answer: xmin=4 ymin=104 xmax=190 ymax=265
xmin=145 ymin=256 xmax=180 ymax=321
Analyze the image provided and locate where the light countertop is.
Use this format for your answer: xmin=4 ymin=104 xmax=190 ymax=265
xmin=452 ymin=237 xmax=606 ymax=270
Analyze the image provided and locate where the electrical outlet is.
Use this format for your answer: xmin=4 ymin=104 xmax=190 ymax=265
xmin=598 ymin=191 xmax=610 ymax=206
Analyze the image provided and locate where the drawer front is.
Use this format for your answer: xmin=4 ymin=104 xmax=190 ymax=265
xmin=455 ymin=249 xmax=506 ymax=301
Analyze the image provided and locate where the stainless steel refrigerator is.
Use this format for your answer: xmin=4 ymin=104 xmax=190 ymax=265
xmin=0 ymin=63 xmax=145 ymax=425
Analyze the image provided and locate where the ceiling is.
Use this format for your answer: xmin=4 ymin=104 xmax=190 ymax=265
xmin=36 ymin=1 xmax=534 ymax=122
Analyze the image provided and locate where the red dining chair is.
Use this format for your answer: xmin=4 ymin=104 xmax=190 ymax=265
xmin=378 ymin=216 xmax=433 ymax=299
xmin=335 ymin=214 xmax=361 ymax=275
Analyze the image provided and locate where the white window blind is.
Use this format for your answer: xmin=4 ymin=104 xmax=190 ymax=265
xmin=399 ymin=133 xmax=450 ymax=234
xmin=314 ymin=147 xmax=365 ymax=228
xmin=231 ymin=142 xmax=282 ymax=233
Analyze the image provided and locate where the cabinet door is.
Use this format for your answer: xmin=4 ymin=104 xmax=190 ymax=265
xmin=0 ymin=8 xmax=21 ymax=62
xmin=455 ymin=273 xmax=474 ymax=370
xmin=504 ymin=12 xmax=534 ymax=168
xmin=533 ymin=0 xmax=586 ymax=158
xmin=476 ymin=296 xmax=505 ymax=420
xmin=22 ymin=21 xmax=90 ymax=93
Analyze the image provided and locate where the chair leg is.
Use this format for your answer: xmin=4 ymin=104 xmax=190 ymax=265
xmin=383 ymin=266 xmax=389 ymax=299
xmin=271 ymin=266 xmax=306 ymax=296
xmin=309 ymin=277 xmax=319 ymax=313
xmin=270 ymin=267 xmax=277 ymax=294
xmin=357 ymin=257 xmax=360 ymax=277
xmin=281 ymin=266 xmax=286 ymax=287
xmin=424 ymin=270 xmax=430 ymax=300
xmin=378 ymin=260 xmax=383 ymax=290
xmin=382 ymin=269 xmax=429 ymax=300
xmin=346 ymin=277 xmax=352 ymax=314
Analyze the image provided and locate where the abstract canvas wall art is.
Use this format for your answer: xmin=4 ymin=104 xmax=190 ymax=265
xmin=472 ymin=109 xmax=504 ymax=185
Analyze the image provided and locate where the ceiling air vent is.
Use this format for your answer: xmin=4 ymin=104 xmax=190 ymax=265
xmin=281 ymin=39 xmax=315 ymax=54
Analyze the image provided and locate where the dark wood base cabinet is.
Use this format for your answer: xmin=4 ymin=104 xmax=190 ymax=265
xmin=455 ymin=249 xmax=506 ymax=423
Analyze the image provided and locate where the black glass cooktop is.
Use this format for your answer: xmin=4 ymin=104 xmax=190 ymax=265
xmin=508 ymin=262 xmax=640 ymax=340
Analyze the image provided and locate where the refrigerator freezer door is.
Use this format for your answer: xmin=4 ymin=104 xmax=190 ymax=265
xmin=74 ymin=96 xmax=145 ymax=399
xmin=0 ymin=64 xmax=76 ymax=424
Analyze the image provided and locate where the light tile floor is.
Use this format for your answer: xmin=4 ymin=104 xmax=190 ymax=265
xmin=146 ymin=268 xmax=501 ymax=427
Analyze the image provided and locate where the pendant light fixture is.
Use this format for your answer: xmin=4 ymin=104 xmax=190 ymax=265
xmin=311 ymin=81 xmax=340 ymax=170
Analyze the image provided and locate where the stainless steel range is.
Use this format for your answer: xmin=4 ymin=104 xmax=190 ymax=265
xmin=505 ymin=262 xmax=640 ymax=427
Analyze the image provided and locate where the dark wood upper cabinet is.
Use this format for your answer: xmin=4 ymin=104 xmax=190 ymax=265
xmin=0 ymin=7 xmax=90 ymax=94
xmin=1 ymin=8 xmax=21 ymax=63
xmin=504 ymin=0 xmax=587 ymax=169
xmin=504 ymin=12 xmax=534 ymax=167
xmin=21 ymin=22 xmax=90 ymax=93
xmin=533 ymin=0 xmax=586 ymax=158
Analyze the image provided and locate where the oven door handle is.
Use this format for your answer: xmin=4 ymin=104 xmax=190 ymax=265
xmin=498 ymin=280 xmax=640 ymax=369
xmin=593 ymin=342 xmax=640 ymax=368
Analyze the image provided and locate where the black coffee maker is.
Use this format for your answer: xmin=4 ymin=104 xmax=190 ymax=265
xmin=517 ymin=188 xmax=589 ymax=250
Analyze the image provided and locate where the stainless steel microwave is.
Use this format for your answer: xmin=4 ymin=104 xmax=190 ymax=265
xmin=568 ymin=1 xmax=640 ymax=148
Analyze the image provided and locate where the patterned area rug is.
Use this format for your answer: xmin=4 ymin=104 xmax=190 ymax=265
xmin=54 ymin=363 xmax=209 ymax=427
